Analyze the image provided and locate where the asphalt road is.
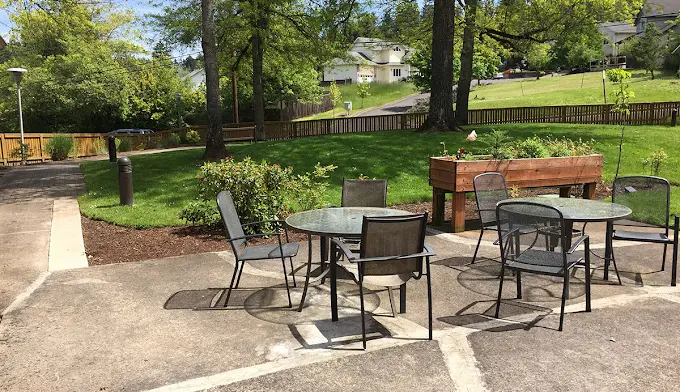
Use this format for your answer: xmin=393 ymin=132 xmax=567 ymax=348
xmin=355 ymin=76 xmax=539 ymax=117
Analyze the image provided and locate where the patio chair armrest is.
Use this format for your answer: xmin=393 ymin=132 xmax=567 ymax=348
xmin=672 ymin=215 xmax=680 ymax=231
xmin=331 ymin=237 xmax=357 ymax=260
xmin=348 ymin=250 xmax=436 ymax=264
xmin=241 ymin=220 xmax=285 ymax=227
xmin=227 ymin=232 xmax=281 ymax=243
xmin=424 ymin=242 xmax=435 ymax=255
xmin=498 ymin=228 xmax=520 ymax=243
xmin=567 ymin=235 xmax=589 ymax=254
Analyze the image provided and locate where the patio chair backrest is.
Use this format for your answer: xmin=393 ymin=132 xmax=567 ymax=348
xmin=612 ymin=176 xmax=670 ymax=229
xmin=217 ymin=191 xmax=246 ymax=251
xmin=474 ymin=172 xmax=509 ymax=226
xmin=359 ymin=213 xmax=427 ymax=277
xmin=342 ymin=179 xmax=388 ymax=208
xmin=496 ymin=201 xmax=566 ymax=265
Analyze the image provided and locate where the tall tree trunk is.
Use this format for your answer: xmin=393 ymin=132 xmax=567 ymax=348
xmin=251 ymin=8 xmax=266 ymax=140
xmin=454 ymin=0 xmax=477 ymax=126
xmin=417 ymin=0 xmax=459 ymax=132
xmin=201 ymin=0 xmax=227 ymax=161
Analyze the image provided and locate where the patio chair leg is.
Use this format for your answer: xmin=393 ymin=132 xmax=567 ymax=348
xmin=387 ymin=287 xmax=398 ymax=317
xmin=426 ymin=257 xmax=433 ymax=340
xmin=585 ymin=239 xmax=592 ymax=312
xmin=495 ymin=264 xmax=506 ymax=319
xmin=234 ymin=261 xmax=246 ymax=289
xmin=516 ymin=271 xmax=522 ymax=299
xmin=297 ymin=235 xmax=314 ymax=312
xmin=471 ymin=228 xmax=484 ymax=264
xmin=281 ymin=257 xmax=292 ymax=308
xmin=289 ymin=257 xmax=297 ymax=288
xmin=662 ymin=243 xmax=668 ymax=271
xmin=359 ymin=270 xmax=367 ymax=350
xmin=559 ymin=273 xmax=569 ymax=331
xmin=610 ymin=248 xmax=622 ymax=285
xmin=399 ymin=283 xmax=407 ymax=314
xmin=219 ymin=260 xmax=241 ymax=308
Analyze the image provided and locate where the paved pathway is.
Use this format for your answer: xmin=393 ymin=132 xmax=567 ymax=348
xmin=0 ymin=162 xmax=87 ymax=313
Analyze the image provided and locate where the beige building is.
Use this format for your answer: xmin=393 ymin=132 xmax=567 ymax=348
xmin=323 ymin=37 xmax=416 ymax=84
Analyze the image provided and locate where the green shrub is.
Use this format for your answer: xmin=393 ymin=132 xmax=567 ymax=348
xmin=45 ymin=135 xmax=73 ymax=161
xmin=163 ymin=133 xmax=181 ymax=148
xmin=117 ymin=138 xmax=132 ymax=152
xmin=179 ymin=157 xmax=336 ymax=230
xmin=184 ymin=130 xmax=201 ymax=144
xmin=642 ymin=149 xmax=669 ymax=176
xmin=10 ymin=143 xmax=31 ymax=160
xmin=93 ymin=139 xmax=108 ymax=155
xmin=513 ymin=137 xmax=549 ymax=158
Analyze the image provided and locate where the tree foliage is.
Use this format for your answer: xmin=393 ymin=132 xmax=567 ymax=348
xmin=0 ymin=0 xmax=201 ymax=132
xmin=624 ymin=22 xmax=667 ymax=79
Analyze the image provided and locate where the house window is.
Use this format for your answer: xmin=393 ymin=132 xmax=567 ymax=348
xmin=394 ymin=46 xmax=401 ymax=52
xmin=392 ymin=68 xmax=402 ymax=77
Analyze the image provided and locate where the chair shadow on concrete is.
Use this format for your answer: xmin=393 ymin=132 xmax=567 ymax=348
xmin=438 ymin=300 xmax=557 ymax=332
xmin=164 ymin=286 xmax=294 ymax=311
xmin=288 ymin=315 xmax=392 ymax=351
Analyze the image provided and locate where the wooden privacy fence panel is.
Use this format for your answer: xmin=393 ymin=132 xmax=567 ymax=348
xmin=0 ymin=133 xmax=105 ymax=165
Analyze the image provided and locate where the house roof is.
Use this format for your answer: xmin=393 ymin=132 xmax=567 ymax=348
xmin=0 ymin=36 xmax=6 ymax=51
xmin=599 ymin=22 xmax=636 ymax=35
xmin=639 ymin=0 xmax=680 ymax=17
xmin=330 ymin=51 xmax=378 ymax=66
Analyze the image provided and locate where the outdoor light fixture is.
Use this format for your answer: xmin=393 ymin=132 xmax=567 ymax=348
xmin=7 ymin=67 xmax=28 ymax=164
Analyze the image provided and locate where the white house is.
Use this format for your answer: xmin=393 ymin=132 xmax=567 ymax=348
xmin=599 ymin=22 xmax=636 ymax=57
xmin=185 ymin=68 xmax=206 ymax=88
xmin=323 ymin=37 xmax=416 ymax=84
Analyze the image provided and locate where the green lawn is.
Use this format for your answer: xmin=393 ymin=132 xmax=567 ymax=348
xmin=79 ymin=123 xmax=680 ymax=228
xmin=467 ymin=70 xmax=680 ymax=109
xmin=297 ymin=82 xmax=417 ymax=120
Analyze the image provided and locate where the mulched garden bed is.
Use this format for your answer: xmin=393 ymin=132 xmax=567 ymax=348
xmin=82 ymin=182 xmax=611 ymax=266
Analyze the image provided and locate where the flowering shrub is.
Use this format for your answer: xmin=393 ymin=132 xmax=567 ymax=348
xmin=180 ymin=157 xmax=336 ymax=231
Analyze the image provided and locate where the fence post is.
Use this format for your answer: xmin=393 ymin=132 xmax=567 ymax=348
xmin=672 ymin=109 xmax=677 ymax=127
xmin=0 ymin=134 xmax=5 ymax=166
xmin=39 ymin=134 xmax=45 ymax=162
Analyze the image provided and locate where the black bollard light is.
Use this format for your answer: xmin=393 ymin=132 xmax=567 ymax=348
xmin=117 ymin=156 xmax=134 ymax=206
xmin=672 ymin=109 xmax=677 ymax=127
xmin=108 ymin=136 xmax=117 ymax=163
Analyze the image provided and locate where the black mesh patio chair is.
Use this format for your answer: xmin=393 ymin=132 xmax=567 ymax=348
xmin=341 ymin=178 xmax=388 ymax=208
xmin=494 ymin=201 xmax=591 ymax=331
xmin=611 ymin=176 xmax=679 ymax=286
xmin=212 ymin=191 xmax=298 ymax=308
xmin=332 ymin=213 xmax=434 ymax=349
xmin=472 ymin=172 xmax=510 ymax=263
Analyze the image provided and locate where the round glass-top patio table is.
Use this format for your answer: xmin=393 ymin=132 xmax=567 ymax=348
xmin=286 ymin=207 xmax=413 ymax=319
xmin=285 ymin=207 xmax=413 ymax=237
xmin=501 ymin=197 xmax=632 ymax=222
xmin=502 ymin=197 xmax=632 ymax=282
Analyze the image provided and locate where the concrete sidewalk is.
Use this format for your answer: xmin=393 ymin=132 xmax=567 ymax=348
xmin=0 ymin=162 xmax=87 ymax=313
xmin=0 ymin=224 xmax=678 ymax=391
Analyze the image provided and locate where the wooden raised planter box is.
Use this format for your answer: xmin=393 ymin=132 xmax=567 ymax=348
xmin=429 ymin=154 xmax=604 ymax=232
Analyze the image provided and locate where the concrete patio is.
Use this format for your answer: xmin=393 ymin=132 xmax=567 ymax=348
xmin=1 ymin=222 xmax=679 ymax=391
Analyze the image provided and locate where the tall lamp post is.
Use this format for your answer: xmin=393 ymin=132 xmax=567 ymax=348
xmin=7 ymin=67 xmax=28 ymax=164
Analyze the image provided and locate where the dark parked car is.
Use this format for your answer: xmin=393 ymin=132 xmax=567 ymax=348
xmin=107 ymin=128 xmax=154 ymax=135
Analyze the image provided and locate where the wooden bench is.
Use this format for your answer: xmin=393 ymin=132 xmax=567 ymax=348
xmin=223 ymin=126 xmax=255 ymax=142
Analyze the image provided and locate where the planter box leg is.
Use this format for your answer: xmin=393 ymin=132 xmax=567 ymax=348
xmin=559 ymin=186 xmax=571 ymax=198
xmin=432 ymin=188 xmax=446 ymax=226
xmin=583 ymin=182 xmax=597 ymax=199
xmin=451 ymin=192 xmax=466 ymax=233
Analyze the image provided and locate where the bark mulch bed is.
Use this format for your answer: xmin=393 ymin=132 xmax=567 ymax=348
xmin=83 ymin=182 xmax=611 ymax=266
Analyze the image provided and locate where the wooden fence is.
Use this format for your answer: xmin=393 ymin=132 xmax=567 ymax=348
xmin=1 ymin=101 xmax=678 ymax=165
